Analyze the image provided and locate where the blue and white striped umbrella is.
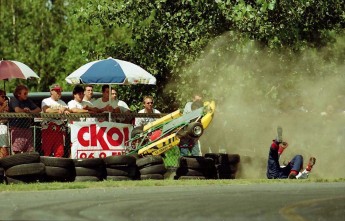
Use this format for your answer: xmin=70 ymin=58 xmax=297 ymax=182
xmin=65 ymin=57 xmax=156 ymax=85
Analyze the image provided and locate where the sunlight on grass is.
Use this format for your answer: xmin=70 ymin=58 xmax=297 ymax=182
xmin=0 ymin=178 xmax=344 ymax=192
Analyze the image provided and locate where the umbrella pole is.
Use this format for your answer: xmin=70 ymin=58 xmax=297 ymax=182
xmin=109 ymin=85 xmax=112 ymax=122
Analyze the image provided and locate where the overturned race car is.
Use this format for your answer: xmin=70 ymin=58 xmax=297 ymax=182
xmin=125 ymin=101 xmax=216 ymax=157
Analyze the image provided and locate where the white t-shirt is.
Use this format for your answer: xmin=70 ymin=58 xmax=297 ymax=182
xmin=41 ymin=97 xmax=68 ymax=127
xmin=68 ymin=100 xmax=90 ymax=110
xmin=135 ymin=108 xmax=161 ymax=127
xmin=183 ymin=101 xmax=193 ymax=114
xmin=82 ymin=98 xmax=95 ymax=107
xmin=93 ymin=98 xmax=129 ymax=113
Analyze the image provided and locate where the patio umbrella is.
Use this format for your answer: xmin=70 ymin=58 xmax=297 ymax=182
xmin=65 ymin=57 xmax=156 ymax=85
xmin=0 ymin=60 xmax=40 ymax=80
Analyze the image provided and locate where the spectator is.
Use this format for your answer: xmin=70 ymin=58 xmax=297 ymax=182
xmin=93 ymin=85 xmax=129 ymax=114
xmin=41 ymin=83 xmax=70 ymax=157
xmin=9 ymin=85 xmax=41 ymax=154
xmin=135 ymin=95 xmax=161 ymax=127
xmin=183 ymin=93 xmax=202 ymax=114
xmin=266 ymin=127 xmax=316 ymax=179
xmin=83 ymin=84 xmax=96 ymax=106
xmin=111 ymin=88 xmax=129 ymax=109
xmin=68 ymin=85 xmax=96 ymax=113
xmin=179 ymin=100 xmax=204 ymax=157
xmin=0 ymin=89 xmax=9 ymax=157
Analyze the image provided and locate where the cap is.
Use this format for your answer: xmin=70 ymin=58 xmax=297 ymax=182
xmin=50 ymin=84 xmax=62 ymax=91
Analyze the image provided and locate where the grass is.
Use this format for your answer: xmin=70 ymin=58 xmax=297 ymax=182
xmin=1 ymin=178 xmax=344 ymax=192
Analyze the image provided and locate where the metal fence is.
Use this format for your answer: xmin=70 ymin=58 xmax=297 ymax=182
xmin=0 ymin=113 xmax=180 ymax=167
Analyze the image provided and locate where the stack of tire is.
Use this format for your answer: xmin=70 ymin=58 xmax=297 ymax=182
xmin=0 ymin=163 xmax=4 ymax=184
xmin=0 ymin=152 xmax=45 ymax=184
xmin=40 ymin=156 xmax=76 ymax=182
xmin=174 ymin=156 xmax=216 ymax=180
xmin=104 ymin=155 xmax=138 ymax=181
xmin=73 ymin=158 xmax=105 ymax=182
xmin=136 ymin=155 xmax=167 ymax=180
xmin=205 ymin=153 xmax=241 ymax=179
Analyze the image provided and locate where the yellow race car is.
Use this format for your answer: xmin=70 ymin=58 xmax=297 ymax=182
xmin=126 ymin=101 xmax=216 ymax=157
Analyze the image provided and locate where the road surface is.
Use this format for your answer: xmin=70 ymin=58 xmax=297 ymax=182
xmin=0 ymin=182 xmax=344 ymax=221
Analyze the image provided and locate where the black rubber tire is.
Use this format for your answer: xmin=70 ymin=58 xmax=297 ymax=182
xmin=216 ymin=164 xmax=238 ymax=174
xmin=5 ymin=174 xmax=44 ymax=184
xmin=5 ymin=163 xmax=45 ymax=177
xmin=44 ymin=166 xmax=76 ymax=182
xmin=106 ymin=166 xmax=136 ymax=177
xmin=74 ymin=176 xmax=101 ymax=182
xmin=204 ymin=153 xmax=241 ymax=165
xmin=106 ymin=175 xmax=132 ymax=181
xmin=0 ymin=167 xmax=4 ymax=184
xmin=0 ymin=152 xmax=40 ymax=169
xmin=40 ymin=156 xmax=74 ymax=168
xmin=179 ymin=156 xmax=215 ymax=169
xmin=139 ymin=164 xmax=167 ymax=175
xmin=218 ymin=173 xmax=236 ymax=179
xmin=104 ymin=155 xmax=136 ymax=166
xmin=140 ymin=174 xmax=164 ymax=180
xmin=73 ymin=158 xmax=105 ymax=168
xmin=175 ymin=167 xmax=205 ymax=176
xmin=136 ymin=155 xmax=164 ymax=168
xmin=75 ymin=166 xmax=104 ymax=178
xmin=186 ymin=122 xmax=203 ymax=138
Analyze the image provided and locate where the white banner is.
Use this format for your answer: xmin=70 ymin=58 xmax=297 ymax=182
xmin=70 ymin=121 xmax=133 ymax=159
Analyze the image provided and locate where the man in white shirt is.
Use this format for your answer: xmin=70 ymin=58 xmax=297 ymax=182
xmin=135 ymin=95 xmax=160 ymax=127
xmin=93 ymin=85 xmax=130 ymax=114
xmin=68 ymin=85 xmax=90 ymax=113
xmin=83 ymin=84 xmax=96 ymax=107
xmin=111 ymin=88 xmax=129 ymax=109
xmin=41 ymin=83 xmax=70 ymax=157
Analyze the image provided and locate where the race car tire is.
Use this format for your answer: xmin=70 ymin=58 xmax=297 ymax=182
xmin=187 ymin=122 xmax=203 ymax=138
xmin=136 ymin=155 xmax=164 ymax=168
xmin=140 ymin=174 xmax=164 ymax=180
xmin=139 ymin=164 xmax=167 ymax=175
xmin=0 ymin=152 xmax=40 ymax=169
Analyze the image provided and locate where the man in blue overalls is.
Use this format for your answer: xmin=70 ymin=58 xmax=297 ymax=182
xmin=266 ymin=127 xmax=316 ymax=179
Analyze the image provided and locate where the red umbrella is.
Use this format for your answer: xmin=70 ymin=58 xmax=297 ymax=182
xmin=0 ymin=60 xmax=39 ymax=80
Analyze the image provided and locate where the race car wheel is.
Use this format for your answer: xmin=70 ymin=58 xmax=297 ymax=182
xmin=187 ymin=122 xmax=203 ymax=138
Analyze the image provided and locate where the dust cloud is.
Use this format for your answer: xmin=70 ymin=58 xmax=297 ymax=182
xmin=186 ymin=33 xmax=345 ymax=179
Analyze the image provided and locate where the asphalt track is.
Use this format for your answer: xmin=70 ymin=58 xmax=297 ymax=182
xmin=0 ymin=182 xmax=344 ymax=221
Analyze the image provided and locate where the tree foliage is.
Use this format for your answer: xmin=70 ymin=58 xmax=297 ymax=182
xmin=0 ymin=0 xmax=344 ymax=111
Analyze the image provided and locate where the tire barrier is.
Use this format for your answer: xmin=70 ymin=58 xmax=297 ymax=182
xmin=174 ymin=156 xmax=217 ymax=180
xmin=0 ymin=152 xmax=240 ymax=184
xmin=136 ymin=155 xmax=167 ymax=180
xmin=204 ymin=153 xmax=241 ymax=179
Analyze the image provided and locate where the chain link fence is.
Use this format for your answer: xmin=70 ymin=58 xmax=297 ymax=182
xmin=0 ymin=113 xmax=180 ymax=167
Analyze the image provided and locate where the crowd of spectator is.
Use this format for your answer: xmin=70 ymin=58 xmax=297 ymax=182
xmin=0 ymin=83 xmax=203 ymax=158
